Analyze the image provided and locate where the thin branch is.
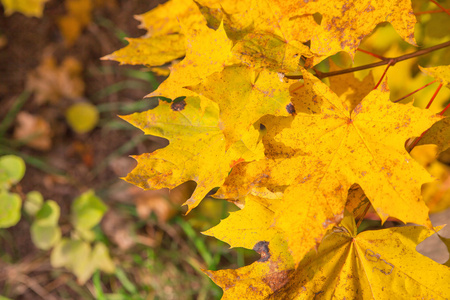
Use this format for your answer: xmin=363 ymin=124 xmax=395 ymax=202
xmin=429 ymin=0 xmax=450 ymax=17
xmin=440 ymin=101 xmax=450 ymax=115
xmin=286 ymin=40 xmax=450 ymax=80
xmin=425 ymin=83 xmax=443 ymax=109
xmin=357 ymin=48 xmax=386 ymax=60
xmin=393 ymin=80 xmax=437 ymax=103
xmin=374 ymin=59 xmax=394 ymax=89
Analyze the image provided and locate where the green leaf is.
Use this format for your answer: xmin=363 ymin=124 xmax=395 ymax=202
xmin=31 ymin=200 xmax=61 ymax=250
xmin=0 ymin=190 xmax=21 ymax=228
xmin=31 ymin=223 xmax=61 ymax=250
xmin=24 ymin=191 xmax=44 ymax=217
xmin=35 ymin=200 xmax=60 ymax=226
xmin=51 ymin=239 xmax=114 ymax=284
xmin=0 ymin=155 xmax=25 ymax=189
xmin=71 ymin=190 xmax=107 ymax=232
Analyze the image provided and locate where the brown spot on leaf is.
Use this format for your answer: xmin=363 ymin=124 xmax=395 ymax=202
xmin=262 ymin=269 xmax=292 ymax=292
xmin=286 ymin=103 xmax=296 ymax=115
xmin=171 ymin=99 xmax=186 ymax=111
xmin=253 ymin=241 xmax=270 ymax=262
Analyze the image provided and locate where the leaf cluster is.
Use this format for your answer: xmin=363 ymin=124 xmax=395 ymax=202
xmin=105 ymin=0 xmax=450 ymax=298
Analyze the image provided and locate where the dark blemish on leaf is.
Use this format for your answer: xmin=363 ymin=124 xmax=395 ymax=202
xmin=286 ymin=103 xmax=296 ymax=115
xmin=253 ymin=241 xmax=270 ymax=262
xmin=171 ymin=98 xmax=187 ymax=111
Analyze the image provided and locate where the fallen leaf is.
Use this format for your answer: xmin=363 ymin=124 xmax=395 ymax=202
xmin=57 ymin=0 xmax=93 ymax=47
xmin=13 ymin=112 xmax=52 ymax=151
xmin=26 ymin=56 xmax=85 ymax=105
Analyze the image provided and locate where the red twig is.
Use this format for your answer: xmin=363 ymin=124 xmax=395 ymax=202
xmin=393 ymin=80 xmax=437 ymax=103
xmin=374 ymin=60 xmax=394 ymax=89
xmin=440 ymin=102 xmax=450 ymax=115
xmin=285 ymin=40 xmax=450 ymax=80
xmin=408 ymin=130 xmax=428 ymax=152
xmin=429 ymin=0 xmax=450 ymax=17
xmin=425 ymin=83 xmax=443 ymax=109
xmin=357 ymin=48 xmax=386 ymax=60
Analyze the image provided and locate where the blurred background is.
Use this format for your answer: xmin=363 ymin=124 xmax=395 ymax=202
xmin=0 ymin=0 xmax=449 ymax=299
xmin=0 ymin=1 xmax=258 ymax=299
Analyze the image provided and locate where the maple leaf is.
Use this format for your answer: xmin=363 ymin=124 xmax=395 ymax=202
xmin=281 ymin=0 xmax=417 ymax=64
xmin=188 ymin=65 xmax=294 ymax=147
xmin=149 ymin=23 xmax=233 ymax=99
xmin=204 ymin=195 xmax=295 ymax=299
xmin=416 ymin=65 xmax=450 ymax=153
xmin=210 ymin=0 xmax=315 ymax=72
xmin=1 ymin=0 xmax=49 ymax=17
xmin=122 ymin=96 xmax=264 ymax=213
xmin=104 ymin=0 xmax=206 ymax=67
xmin=419 ymin=65 xmax=450 ymax=88
xmin=206 ymin=201 xmax=450 ymax=298
xmin=102 ymin=35 xmax=186 ymax=67
xmin=221 ymin=70 xmax=441 ymax=224
xmin=216 ymin=70 xmax=441 ymax=262
xmin=271 ymin=213 xmax=450 ymax=298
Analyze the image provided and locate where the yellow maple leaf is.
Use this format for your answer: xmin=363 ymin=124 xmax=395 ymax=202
xmin=104 ymin=0 xmax=206 ymax=67
xmin=136 ymin=0 xmax=205 ymax=37
xmin=188 ymin=65 xmax=294 ymax=147
xmin=1 ymin=0 xmax=48 ymax=17
xmin=287 ymin=0 xmax=417 ymax=64
xmin=102 ymin=35 xmax=186 ymax=67
xmin=204 ymin=195 xmax=295 ymax=299
xmin=221 ymin=71 xmax=440 ymax=224
xmin=420 ymin=65 xmax=450 ymax=88
xmin=206 ymin=201 xmax=450 ymax=298
xmin=122 ymin=96 xmax=264 ymax=213
xmin=216 ymin=70 xmax=441 ymax=262
xmin=272 ymin=213 xmax=450 ymax=298
xmin=149 ymin=22 xmax=233 ymax=99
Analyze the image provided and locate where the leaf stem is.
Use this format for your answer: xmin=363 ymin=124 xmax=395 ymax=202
xmin=374 ymin=59 xmax=394 ymax=89
xmin=356 ymin=48 xmax=386 ymax=60
xmin=440 ymin=102 xmax=450 ymax=115
xmin=286 ymin=40 xmax=450 ymax=80
xmin=429 ymin=0 xmax=450 ymax=17
xmin=393 ymin=80 xmax=437 ymax=103
xmin=425 ymin=83 xmax=443 ymax=109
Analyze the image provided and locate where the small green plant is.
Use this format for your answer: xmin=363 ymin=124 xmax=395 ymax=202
xmin=0 ymin=155 xmax=25 ymax=228
xmin=25 ymin=189 xmax=115 ymax=284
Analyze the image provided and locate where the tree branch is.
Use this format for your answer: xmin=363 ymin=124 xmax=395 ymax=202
xmin=286 ymin=40 xmax=450 ymax=80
